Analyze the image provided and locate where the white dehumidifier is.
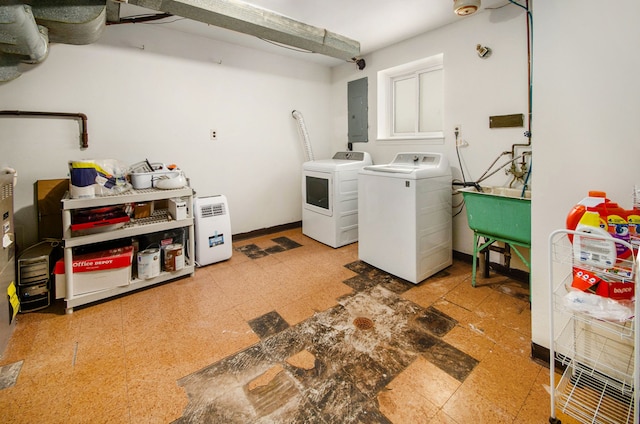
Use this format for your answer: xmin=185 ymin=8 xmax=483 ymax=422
xmin=194 ymin=195 xmax=232 ymax=266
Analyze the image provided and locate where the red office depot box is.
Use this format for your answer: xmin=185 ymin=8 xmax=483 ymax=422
xmin=70 ymin=206 xmax=130 ymax=235
xmin=54 ymin=246 xmax=133 ymax=298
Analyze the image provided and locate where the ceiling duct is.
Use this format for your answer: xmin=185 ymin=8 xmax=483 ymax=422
xmin=0 ymin=1 xmax=106 ymax=82
xmin=125 ymin=0 xmax=361 ymax=62
xmin=0 ymin=0 xmax=360 ymax=83
xmin=29 ymin=1 xmax=106 ymax=45
xmin=0 ymin=5 xmax=48 ymax=81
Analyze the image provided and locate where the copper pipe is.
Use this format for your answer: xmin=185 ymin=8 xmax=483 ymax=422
xmin=0 ymin=110 xmax=89 ymax=148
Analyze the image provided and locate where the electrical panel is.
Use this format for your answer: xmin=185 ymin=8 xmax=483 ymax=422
xmin=348 ymin=77 xmax=368 ymax=143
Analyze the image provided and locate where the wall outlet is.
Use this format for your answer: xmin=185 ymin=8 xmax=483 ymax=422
xmin=210 ymin=129 xmax=217 ymax=140
xmin=454 ymin=124 xmax=461 ymax=134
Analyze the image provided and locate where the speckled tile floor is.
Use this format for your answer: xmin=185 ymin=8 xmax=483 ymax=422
xmin=0 ymin=228 xmax=552 ymax=423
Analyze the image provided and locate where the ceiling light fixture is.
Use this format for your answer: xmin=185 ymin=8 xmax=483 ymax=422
xmin=454 ymin=0 xmax=481 ymax=16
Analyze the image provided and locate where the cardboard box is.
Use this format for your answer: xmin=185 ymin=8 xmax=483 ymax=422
xmin=595 ymin=280 xmax=635 ymax=300
xmin=54 ymin=246 xmax=133 ymax=298
xmin=134 ymin=202 xmax=153 ymax=219
xmin=36 ymin=179 xmax=68 ymax=240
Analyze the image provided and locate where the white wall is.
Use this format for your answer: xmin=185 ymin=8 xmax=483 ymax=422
xmin=7 ymin=4 xmax=637 ymax=355
xmin=0 ymin=23 xmax=333 ymax=247
xmin=330 ymin=5 xmax=530 ymax=262
xmin=531 ymin=2 xmax=640 ymax=348
xmin=328 ymin=1 xmax=640 ymax=353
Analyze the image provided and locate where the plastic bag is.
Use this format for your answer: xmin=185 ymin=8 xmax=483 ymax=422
xmin=563 ymin=289 xmax=634 ymax=322
xmin=69 ymin=159 xmax=131 ymax=198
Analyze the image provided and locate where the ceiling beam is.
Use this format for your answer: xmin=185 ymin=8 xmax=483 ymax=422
xmin=125 ymin=0 xmax=361 ymax=61
xmin=106 ymin=1 xmax=122 ymax=24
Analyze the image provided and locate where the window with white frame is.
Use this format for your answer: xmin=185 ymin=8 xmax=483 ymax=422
xmin=377 ymin=53 xmax=444 ymax=142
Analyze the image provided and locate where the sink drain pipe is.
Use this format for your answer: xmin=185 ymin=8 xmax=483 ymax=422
xmin=0 ymin=110 xmax=88 ymax=149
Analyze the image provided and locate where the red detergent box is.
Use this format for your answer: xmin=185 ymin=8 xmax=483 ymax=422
xmin=571 ymin=267 xmax=635 ymax=301
xmin=571 ymin=267 xmax=601 ymax=293
xmin=595 ymin=280 xmax=635 ymax=301
xmin=54 ymin=246 xmax=133 ymax=298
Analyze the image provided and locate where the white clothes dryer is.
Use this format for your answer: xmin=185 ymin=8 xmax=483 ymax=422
xmin=302 ymin=151 xmax=372 ymax=248
xmin=358 ymin=152 xmax=452 ymax=284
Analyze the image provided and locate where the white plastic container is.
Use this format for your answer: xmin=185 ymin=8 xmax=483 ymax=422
xmin=130 ymin=169 xmax=180 ymax=189
xmin=129 ymin=162 xmax=180 ymax=189
xmin=168 ymin=198 xmax=187 ymax=220
xmin=573 ymin=211 xmax=617 ymax=268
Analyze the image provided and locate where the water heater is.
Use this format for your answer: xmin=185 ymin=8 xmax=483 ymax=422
xmin=0 ymin=172 xmax=16 ymax=354
xmin=194 ymin=195 xmax=232 ymax=266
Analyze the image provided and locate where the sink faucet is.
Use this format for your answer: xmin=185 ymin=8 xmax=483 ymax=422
xmin=506 ymin=160 xmax=528 ymax=188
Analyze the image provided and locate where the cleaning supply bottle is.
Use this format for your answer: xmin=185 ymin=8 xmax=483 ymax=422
xmin=573 ymin=209 xmax=617 ymax=268
xmin=566 ymin=191 xmax=607 ymax=229
xmin=567 ymin=190 xmax=631 ymax=260
xmin=604 ymin=201 xmax=631 ymax=260
xmin=626 ymin=206 xmax=640 ymax=254
xmin=566 ymin=191 xmax=608 ymax=241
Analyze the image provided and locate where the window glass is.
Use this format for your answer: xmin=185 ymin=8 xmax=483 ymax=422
xmin=394 ymin=77 xmax=416 ymax=134
xmin=377 ymin=53 xmax=444 ymax=143
xmin=418 ymin=69 xmax=443 ymax=133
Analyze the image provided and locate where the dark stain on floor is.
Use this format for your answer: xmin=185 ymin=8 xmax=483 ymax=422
xmin=343 ymin=261 xmax=453 ymax=295
xmin=236 ymin=236 xmax=302 ymax=259
xmin=342 ymin=274 xmax=377 ymax=292
xmin=248 ymin=311 xmax=290 ymax=339
xmin=236 ymin=243 xmax=269 ymax=259
xmin=416 ymin=306 xmax=458 ymax=337
xmin=488 ymin=278 xmax=530 ymax=302
xmin=271 ymin=237 xmax=303 ymax=250
xmin=423 ymin=340 xmax=479 ymax=382
xmin=174 ymin=261 xmax=481 ymax=423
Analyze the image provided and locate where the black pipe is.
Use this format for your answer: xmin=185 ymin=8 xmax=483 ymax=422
xmin=0 ymin=110 xmax=89 ymax=148
xmin=106 ymin=13 xmax=173 ymax=25
xmin=452 ymin=181 xmax=483 ymax=192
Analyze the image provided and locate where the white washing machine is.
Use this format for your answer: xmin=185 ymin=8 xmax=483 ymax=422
xmin=302 ymin=151 xmax=372 ymax=248
xmin=358 ymin=152 xmax=452 ymax=284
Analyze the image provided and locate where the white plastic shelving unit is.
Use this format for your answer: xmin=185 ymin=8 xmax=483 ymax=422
xmin=549 ymin=229 xmax=639 ymax=424
xmin=61 ymin=186 xmax=195 ymax=313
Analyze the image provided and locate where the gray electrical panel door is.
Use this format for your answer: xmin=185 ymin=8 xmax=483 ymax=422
xmin=348 ymin=77 xmax=368 ymax=143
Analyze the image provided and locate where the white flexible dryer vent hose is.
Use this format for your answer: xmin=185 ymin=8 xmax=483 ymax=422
xmin=291 ymin=110 xmax=314 ymax=162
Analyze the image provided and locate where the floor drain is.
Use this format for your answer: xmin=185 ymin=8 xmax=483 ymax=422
xmin=353 ymin=317 xmax=374 ymax=330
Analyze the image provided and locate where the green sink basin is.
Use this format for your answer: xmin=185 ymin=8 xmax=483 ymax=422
xmin=459 ymin=186 xmax=531 ymax=246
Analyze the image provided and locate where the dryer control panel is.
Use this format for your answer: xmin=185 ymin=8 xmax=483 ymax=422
xmin=391 ymin=153 xmax=441 ymax=166
xmin=332 ymin=151 xmax=366 ymax=161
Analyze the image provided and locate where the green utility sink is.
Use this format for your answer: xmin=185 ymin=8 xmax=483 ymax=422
xmin=459 ymin=186 xmax=531 ymax=245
